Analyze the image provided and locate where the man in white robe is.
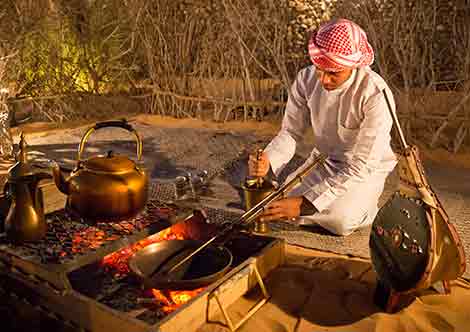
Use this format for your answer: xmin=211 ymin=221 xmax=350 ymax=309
xmin=249 ymin=18 xmax=397 ymax=236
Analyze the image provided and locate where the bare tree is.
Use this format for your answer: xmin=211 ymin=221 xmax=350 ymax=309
xmin=0 ymin=52 xmax=16 ymax=158
xmin=430 ymin=5 xmax=470 ymax=152
xmin=0 ymin=0 xmax=466 ymax=152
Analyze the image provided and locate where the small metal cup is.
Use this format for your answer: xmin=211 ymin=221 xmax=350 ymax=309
xmin=174 ymin=175 xmax=191 ymax=200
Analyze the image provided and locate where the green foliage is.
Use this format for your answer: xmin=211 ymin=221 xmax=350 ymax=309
xmin=1 ymin=0 xmax=136 ymax=97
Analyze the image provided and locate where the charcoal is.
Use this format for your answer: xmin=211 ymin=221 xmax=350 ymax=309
xmin=0 ymin=198 xmax=170 ymax=265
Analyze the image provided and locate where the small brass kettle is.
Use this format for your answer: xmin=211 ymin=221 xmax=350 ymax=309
xmin=51 ymin=119 xmax=149 ymax=221
xmin=4 ymin=133 xmax=52 ymax=243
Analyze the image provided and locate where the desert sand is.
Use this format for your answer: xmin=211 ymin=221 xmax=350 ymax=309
xmin=198 ymin=245 xmax=470 ymax=332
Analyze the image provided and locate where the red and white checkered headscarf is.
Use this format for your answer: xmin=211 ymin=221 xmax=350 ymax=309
xmin=308 ymin=19 xmax=374 ymax=72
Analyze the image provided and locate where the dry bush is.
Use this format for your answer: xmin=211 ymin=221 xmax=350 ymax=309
xmin=334 ymin=0 xmax=470 ymax=151
xmin=129 ymin=0 xmax=214 ymax=117
xmin=0 ymin=0 xmax=468 ymax=152
xmin=0 ymin=53 xmax=14 ymax=157
xmin=130 ymin=0 xmax=293 ymax=121
xmin=0 ymin=0 xmax=138 ymax=122
xmin=131 ymin=0 xmax=334 ymax=121
xmin=0 ymin=0 xmax=333 ymax=123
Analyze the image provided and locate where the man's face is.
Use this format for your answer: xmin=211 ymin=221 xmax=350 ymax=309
xmin=315 ymin=68 xmax=353 ymax=91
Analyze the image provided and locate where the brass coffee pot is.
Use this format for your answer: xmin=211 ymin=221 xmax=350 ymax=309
xmin=242 ymin=149 xmax=276 ymax=233
xmin=4 ymin=133 xmax=51 ymax=243
xmin=51 ymin=119 xmax=148 ymax=221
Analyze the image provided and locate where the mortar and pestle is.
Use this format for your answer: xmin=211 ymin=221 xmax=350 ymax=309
xmin=241 ymin=149 xmax=277 ymax=233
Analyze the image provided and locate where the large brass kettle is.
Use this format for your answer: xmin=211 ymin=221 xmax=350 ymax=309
xmin=51 ymin=120 xmax=148 ymax=221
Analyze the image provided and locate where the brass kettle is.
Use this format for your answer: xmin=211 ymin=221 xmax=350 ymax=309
xmin=51 ymin=119 xmax=149 ymax=221
xmin=4 ymin=133 xmax=51 ymax=243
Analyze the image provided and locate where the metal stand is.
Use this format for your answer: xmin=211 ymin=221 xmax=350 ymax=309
xmin=210 ymin=263 xmax=270 ymax=332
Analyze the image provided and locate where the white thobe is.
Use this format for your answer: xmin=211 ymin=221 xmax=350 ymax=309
xmin=264 ymin=65 xmax=397 ymax=235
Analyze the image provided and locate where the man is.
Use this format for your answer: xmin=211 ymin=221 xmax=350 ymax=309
xmin=248 ymin=18 xmax=397 ymax=236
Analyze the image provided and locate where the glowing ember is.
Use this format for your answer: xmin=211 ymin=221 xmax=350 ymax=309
xmin=70 ymin=228 xmax=120 ymax=254
xmin=100 ymin=212 xmax=214 ymax=314
xmin=151 ymin=288 xmax=205 ymax=313
xmin=56 ymin=203 xmax=173 ymax=259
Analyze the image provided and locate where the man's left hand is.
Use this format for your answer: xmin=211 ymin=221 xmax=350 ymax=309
xmin=259 ymin=197 xmax=303 ymax=222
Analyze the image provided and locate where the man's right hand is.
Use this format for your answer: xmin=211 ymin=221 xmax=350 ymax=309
xmin=248 ymin=151 xmax=270 ymax=177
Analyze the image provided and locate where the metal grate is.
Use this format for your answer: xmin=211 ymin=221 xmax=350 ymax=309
xmin=0 ymin=199 xmax=173 ymax=266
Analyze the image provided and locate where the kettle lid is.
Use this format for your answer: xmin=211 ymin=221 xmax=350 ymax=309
xmin=8 ymin=133 xmax=36 ymax=181
xmin=82 ymin=151 xmax=136 ymax=173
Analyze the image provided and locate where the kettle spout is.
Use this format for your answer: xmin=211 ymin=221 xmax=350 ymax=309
xmin=50 ymin=161 xmax=70 ymax=195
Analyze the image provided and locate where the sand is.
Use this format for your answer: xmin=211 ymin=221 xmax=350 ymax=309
xmin=198 ymin=245 xmax=470 ymax=332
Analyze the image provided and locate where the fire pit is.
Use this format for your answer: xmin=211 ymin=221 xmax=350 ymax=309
xmin=0 ymin=199 xmax=285 ymax=332
xmin=0 ymin=198 xmax=174 ymax=292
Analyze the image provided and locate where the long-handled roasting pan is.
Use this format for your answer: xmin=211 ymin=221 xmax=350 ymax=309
xmin=129 ymin=153 xmax=327 ymax=290
xmin=129 ymin=239 xmax=233 ymax=290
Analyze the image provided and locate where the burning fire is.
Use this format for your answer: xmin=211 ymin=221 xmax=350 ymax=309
xmin=101 ymin=212 xmax=212 ymax=314
xmin=151 ymin=288 xmax=205 ymax=314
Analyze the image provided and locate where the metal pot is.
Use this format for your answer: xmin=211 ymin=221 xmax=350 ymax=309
xmin=128 ymin=240 xmax=233 ymax=290
xmin=51 ymin=119 xmax=148 ymax=221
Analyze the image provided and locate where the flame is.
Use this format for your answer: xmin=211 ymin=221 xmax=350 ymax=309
xmin=151 ymin=288 xmax=204 ymax=313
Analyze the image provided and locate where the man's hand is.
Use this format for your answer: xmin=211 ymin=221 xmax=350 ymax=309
xmin=259 ymin=197 xmax=303 ymax=222
xmin=248 ymin=151 xmax=270 ymax=177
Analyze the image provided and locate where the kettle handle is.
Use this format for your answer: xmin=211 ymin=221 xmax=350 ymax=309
xmin=77 ymin=119 xmax=143 ymax=162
